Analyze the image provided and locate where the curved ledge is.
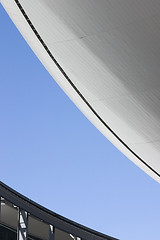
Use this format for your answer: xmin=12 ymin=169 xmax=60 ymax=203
xmin=1 ymin=0 xmax=160 ymax=182
xmin=0 ymin=182 xmax=117 ymax=240
xmin=13 ymin=0 xmax=160 ymax=180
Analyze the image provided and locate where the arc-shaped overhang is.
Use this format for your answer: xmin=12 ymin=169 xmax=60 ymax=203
xmin=1 ymin=0 xmax=160 ymax=182
xmin=0 ymin=182 xmax=117 ymax=240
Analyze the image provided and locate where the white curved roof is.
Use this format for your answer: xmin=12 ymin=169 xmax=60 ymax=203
xmin=2 ymin=0 xmax=160 ymax=182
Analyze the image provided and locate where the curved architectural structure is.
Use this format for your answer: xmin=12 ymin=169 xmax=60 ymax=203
xmin=1 ymin=0 xmax=160 ymax=182
xmin=0 ymin=182 xmax=117 ymax=240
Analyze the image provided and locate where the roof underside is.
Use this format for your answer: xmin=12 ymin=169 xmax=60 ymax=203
xmin=1 ymin=0 xmax=160 ymax=182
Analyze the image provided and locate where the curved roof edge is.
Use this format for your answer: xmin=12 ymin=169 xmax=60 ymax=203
xmin=0 ymin=182 xmax=117 ymax=240
xmin=1 ymin=0 xmax=160 ymax=183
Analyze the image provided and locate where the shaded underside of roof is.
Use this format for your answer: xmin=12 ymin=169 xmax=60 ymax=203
xmin=1 ymin=0 xmax=160 ymax=182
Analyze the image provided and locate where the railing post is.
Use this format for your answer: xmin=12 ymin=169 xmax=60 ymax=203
xmin=0 ymin=197 xmax=1 ymax=222
xmin=49 ymin=224 xmax=55 ymax=240
xmin=70 ymin=234 xmax=81 ymax=240
xmin=17 ymin=208 xmax=28 ymax=240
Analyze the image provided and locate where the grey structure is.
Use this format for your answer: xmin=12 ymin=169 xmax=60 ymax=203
xmin=0 ymin=182 xmax=117 ymax=240
xmin=49 ymin=225 xmax=55 ymax=240
xmin=0 ymin=197 xmax=1 ymax=222
xmin=17 ymin=209 xmax=28 ymax=240
xmin=1 ymin=0 xmax=160 ymax=182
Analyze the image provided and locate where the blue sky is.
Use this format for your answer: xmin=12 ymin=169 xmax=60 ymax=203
xmin=0 ymin=4 xmax=160 ymax=240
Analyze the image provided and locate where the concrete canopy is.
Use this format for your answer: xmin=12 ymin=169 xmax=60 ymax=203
xmin=1 ymin=0 xmax=160 ymax=182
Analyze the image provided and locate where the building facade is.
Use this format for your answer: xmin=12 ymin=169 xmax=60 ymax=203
xmin=0 ymin=182 xmax=117 ymax=240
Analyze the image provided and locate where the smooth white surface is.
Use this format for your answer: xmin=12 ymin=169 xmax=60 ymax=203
xmin=1 ymin=0 xmax=160 ymax=182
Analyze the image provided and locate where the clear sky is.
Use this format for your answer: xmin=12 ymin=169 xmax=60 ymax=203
xmin=0 ymin=4 xmax=160 ymax=240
